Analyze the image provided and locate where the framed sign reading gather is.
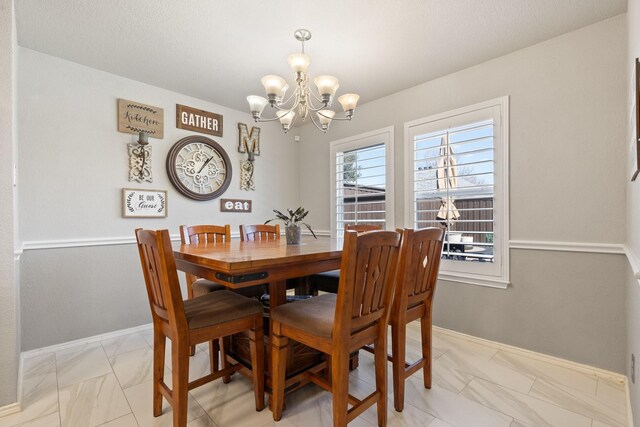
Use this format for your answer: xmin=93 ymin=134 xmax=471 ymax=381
xmin=123 ymin=189 xmax=167 ymax=218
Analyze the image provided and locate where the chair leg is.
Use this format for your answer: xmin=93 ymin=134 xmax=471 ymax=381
xmin=152 ymin=325 xmax=166 ymax=417
xmin=187 ymin=280 xmax=196 ymax=357
xmin=331 ymin=347 xmax=350 ymax=427
xmin=171 ymin=339 xmax=190 ymax=427
xmin=271 ymin=321 xmax=288 ymax=421
xmin=249 ymin=317 xmax=265 ymax=411
xmin=421 ymin=310 xmax=432 ymax=389
xmin=209 ymin=339 xmax=220 ymax=374
xmin=391 ymin=321 xmax=407 ymax=412
xmin=374 ymin=332 xmax=388 ymax=426
xmin=220 ymin=336 xmax=232 ymax=384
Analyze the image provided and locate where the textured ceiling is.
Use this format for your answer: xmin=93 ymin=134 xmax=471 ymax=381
xmin=15 ymin=0 xmax=626 ymax=113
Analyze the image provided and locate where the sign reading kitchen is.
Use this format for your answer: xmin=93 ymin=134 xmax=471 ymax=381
xmin=176 ymin=104 xmax=223 ymax=137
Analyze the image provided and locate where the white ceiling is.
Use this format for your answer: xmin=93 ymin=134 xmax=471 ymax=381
xmin=15 ymin=0 xmax=626 ymax=113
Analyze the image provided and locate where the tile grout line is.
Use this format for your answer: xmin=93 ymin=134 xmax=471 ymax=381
xmin=101 ymin=337 xmax=137 ymax=426
xmin=55 ymin=352 xmax=62 ymax=427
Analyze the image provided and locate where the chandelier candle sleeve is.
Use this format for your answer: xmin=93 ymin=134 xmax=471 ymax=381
xmin=246 ymin=28 xmax=359 ymax=133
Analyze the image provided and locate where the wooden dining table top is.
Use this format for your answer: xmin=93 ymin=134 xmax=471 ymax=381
xmin=173 ymin=236 xmax=344 ymax=289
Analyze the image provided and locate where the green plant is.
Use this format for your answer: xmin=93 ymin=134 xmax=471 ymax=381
xmin=265 ymin=207 xmax=317 ymax=238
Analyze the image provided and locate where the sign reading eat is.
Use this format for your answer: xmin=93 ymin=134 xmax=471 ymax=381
xmin=220 ymin=198 xmax=252 ymax=213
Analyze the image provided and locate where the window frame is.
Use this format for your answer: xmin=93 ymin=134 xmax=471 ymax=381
xmin=330 ymin=126 xmax=395 ymax=238
xmin=404 ymin=97 xmax=510 ymax=289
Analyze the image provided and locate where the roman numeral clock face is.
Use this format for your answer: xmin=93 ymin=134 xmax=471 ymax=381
xmin=166 ymin=136 xmax=232 ymax=201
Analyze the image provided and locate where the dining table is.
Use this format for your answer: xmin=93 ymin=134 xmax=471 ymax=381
xmin=173 ymin=235 xmax=347 ymax=388
xmin=173 ymin=235 xmax=343 ymax=313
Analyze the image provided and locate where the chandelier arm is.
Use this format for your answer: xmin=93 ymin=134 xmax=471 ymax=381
xmin=325 ymin=115 xmax=353 ymax=121
xmin=307 ymin=103 xmax=332 ymax=112
xmin=306 ymin=94 xmax=317 ymax=110
xmin=278 ymin=86 xmax=300 ymax=107
xmin=290 ymin=111 xmax=300 ymax=127
xmin=272 ymin=91 xmax=301 ymax=112
xmin=308 ymin=111 xmax=326 ymax=132
xmin=254 ymin=115 xmax=288 ymax=123
xmin=308 ymin=87 xmax=324 ymax=103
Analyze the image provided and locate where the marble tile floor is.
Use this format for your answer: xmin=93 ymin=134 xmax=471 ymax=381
xmin=0 ymin=323 xmax=629 ymax=427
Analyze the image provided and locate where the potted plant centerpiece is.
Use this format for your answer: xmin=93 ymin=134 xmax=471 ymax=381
xmin=266 ymin=207 xmax=317 ymax=245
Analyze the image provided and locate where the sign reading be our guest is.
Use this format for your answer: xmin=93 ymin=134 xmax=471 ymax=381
xmin=123 ymin=189 xmax=167 ymax=218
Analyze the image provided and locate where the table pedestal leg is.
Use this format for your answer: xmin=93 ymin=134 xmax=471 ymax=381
xmin=269 ymin=280 xmax=287 ymax=314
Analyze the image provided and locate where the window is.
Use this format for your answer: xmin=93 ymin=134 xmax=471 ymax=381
xmin=330 ymin=127 xmax=394 ymax=238
xmin=405 ymin=97 xmax=509 ymax=288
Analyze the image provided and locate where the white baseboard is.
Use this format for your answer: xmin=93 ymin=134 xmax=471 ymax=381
xmin=433 ymin=326 xmax=627 ymax=382
xmin=21 ymin=323 xmax=152 ymax=359
xmin=0 ymin=402 xmax=21 ymax=418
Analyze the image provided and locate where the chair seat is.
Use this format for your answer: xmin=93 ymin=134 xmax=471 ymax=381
xmin=272 ymin=293 xmax=336 ymax=338
xmin=184 ymin=290 xmax=263 ymax=330
xmin=192 ymin=279 xmax=227 ymax=297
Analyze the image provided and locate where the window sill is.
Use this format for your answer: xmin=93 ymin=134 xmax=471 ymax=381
xmin=437 ymin=271 xmax=509 ymax=289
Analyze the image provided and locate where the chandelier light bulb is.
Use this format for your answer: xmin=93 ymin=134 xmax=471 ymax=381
xmin=313 ymin=75 xmax=340 ymax=98
xmin=317 ymin=110 xmax=335 ymax=129
xmin=287 ymin=53 xmax=311 ymax=73
xmin=338 ymin=93 xmax=360 ymax=112
xmin=261 ymin=75 xmax=288 ymax=98
xmin=247 ymin=95 xmax=268 ymax=117
xmin=276 ymin=110 xmax=296 ymax=126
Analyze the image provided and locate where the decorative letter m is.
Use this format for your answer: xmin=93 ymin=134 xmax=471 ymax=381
xmin=238 ymin=123 xmax=261 ymax=157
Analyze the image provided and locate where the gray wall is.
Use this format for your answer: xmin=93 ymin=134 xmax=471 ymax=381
xmin=298 ymin=16 xmax=628 ymax=372
xmin=17 ymin=48 xmax=299 ymax=350
xmin=0 ymin=0 xmax=19 ymax=407
xmin=626 ymin=0 xmax=640 ymax=423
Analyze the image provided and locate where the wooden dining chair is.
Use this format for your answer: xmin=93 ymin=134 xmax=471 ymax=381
xmin=388 ymin=227 xmax=445 ymax=412
xmin=179 ymin=224 xmax=231 ymax=299
xmin=270 ymin=229 xmax=403 ymax=426
xmin=135 ymin=229 xmax=265 ymax=427
xmin=239 ymin=224 xmax=280 ymax=241
xmin=308 ymin=223 xmax=383 ymax=295
xmin=180 ymin=224 xmax=232 ymax=356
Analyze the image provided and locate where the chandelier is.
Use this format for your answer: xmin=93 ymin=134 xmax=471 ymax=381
xmin=246 ymin=29 xmax=360 ymax=133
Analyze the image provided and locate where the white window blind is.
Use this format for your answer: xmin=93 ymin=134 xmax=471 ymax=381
xmin=330 ymin=127 xmax=394 ymax=238
xmin=413 ymin=119 xmax=495 ymax=262
xmin=405 ymin=98 xmax=509 ymax=288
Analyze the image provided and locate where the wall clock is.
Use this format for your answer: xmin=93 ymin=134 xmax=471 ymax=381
xmin=166 ymin=135 xmax=232 ymax=200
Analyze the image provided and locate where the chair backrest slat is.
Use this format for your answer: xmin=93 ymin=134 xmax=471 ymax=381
xmin=396 ymin=228 xmax=445 ymax=309
xmin=345 ymin=224 xmax=382 ymax=233
xmin=240 ymin=224 xmax=280 ymax=241
xmin=136 ymin=229 xmax=187 ymax=327
xmin=337 ymin=230 xmax=402 ymax=335
xmin=361 ymin=245 xmax=382 ymax=315
xmin=180 ymin=224 xmax=231 ymax=245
